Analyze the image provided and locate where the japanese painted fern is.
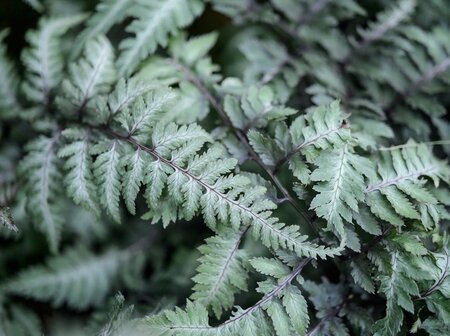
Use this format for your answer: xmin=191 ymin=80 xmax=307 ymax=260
xmin=0 ymin=0 xmax=449 ymax=335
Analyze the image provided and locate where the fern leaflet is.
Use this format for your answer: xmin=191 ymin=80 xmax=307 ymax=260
xmin=118 ymin=0 xmax=205 ymax=75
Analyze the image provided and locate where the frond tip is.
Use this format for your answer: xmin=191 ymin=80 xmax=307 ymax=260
xmin=3 ymin=246 xmax=133 ymax=309
xmin=191 ymin=230 xmax=249 ymax=318
xmin=118 ymin=0 xmax=205 ymax=75
xmin=19 ymin=134 xmax=63 ymax=253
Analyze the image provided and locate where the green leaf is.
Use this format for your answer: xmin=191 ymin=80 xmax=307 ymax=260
xmin=392 ymin=234 xmax=427 ymax=256
xmin=144 ymin=300 xmax=211 ymax=336
xmin=192 ymin=231 xmax=249 ymax=318
xmin=289 ymin=100 xmax=350 ymax=163
xmin=224 ymin=86 xmax=296 ymax=131
xmin=58 ymin=128 xmax=100 ymax=215
xmin=92 ymin=140 xmax=124 ymax=222
xmin=381 ymin=186 xmax=420 ymax=219
xmin=351 ymin=259 xmax=375 ymax=293
xmin=366 ymin=142 xmax=449 ymax=227
xmin=117 ymin=89 xmax=176 ymax=137
xmin=60 ymin=35 xmax=116 ymax=112
xmin=121 ymin=148 xmax=148 ymax=215
xmin=3 ymin=246 xmax=132 ymax=309
xmin=356 ymin=0 xmax=416 ymax=45
xmin=0 ymin=30 xmax=20 ymax=115
xmin=171 ymin=32 xmax=219 ymax=66
xmin=281 ymin=285 xmax=309 ymax=335
xmin=310 ymin=146 xmax=374 ymax=238
xmin=366 ymin=192 xmax=404 ymax=227
xmin=0 ymin=206 xmax=17 ymax=232
xmin=250 ymin=257 xmax=290 ymax=279
xmin=266 ymin=300 xmax=290 ymax=336
xmin=373 ymin=301 xmax=403 ymax=336
xmin=22 ymin=15 xmax=85 ymax=105
xmin=118 ymin=0 xmax=205 ymax=75
xmin=19 ymin=134 xmax=63 ymax=252
xmin=97 ymin=77 xmax=158 ymax=124
xmin=75 ymin=0 xmax=133 ymax=56
xmin=96 ymin=293 xmax=135 ymax=336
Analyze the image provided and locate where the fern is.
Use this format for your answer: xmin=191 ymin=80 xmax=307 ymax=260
xmin=0 ymin=206 xmax=17 ymax=232
xmin=58 ymin=128 xmax=100 ymax=215
xmin=0 ymin=30 xmax=19 ymax=115
xmin=250 ymin=100 xmax=350 ymax=183
xmin=19 ymin=134 xmax=63 ymax=253
xmin=2 ymin=1 xmax=450 ymax=334
xmin=2 ymin=246 xmax=135 ymax=309
xmin=366 ymin=142 xmax=450 ymax=227
xmin=224 ymin=86 xmax=297 ymax=131
xmin=372 ymin=250 xmax=421 ymax=335
xmin=57 ymin=77 xmax=341 ymax=259
xmin=74 ymin=0 xmax=133 ymax=56
xmin=237 ymin=37 xmax=304 ymax=102
xmin=310 ymin=145 xmax=373 ymax=239
xmin=354 ymin=0 xmax=417 ymax=47
xmin=191 ymin=229 xmax=249 ymax=318
xmin=95 ymin=293 xmax=136 ymax=336
xmin=87 ymin=121 xmax=337 ymax=258
xmin=96 ymin=77 xmax=158 ymax=125
xmin=144 ymin=258 xmax=310 ymax=336
xmin=59 ymin=35 xmax=116 ymax=113
xmin=0 ymin=304 xmax=42 ymax=336
xmin=118 ymin=0 xmax=205 ymax=75
xmin=21 ymin=15 xmax=85 ymax=106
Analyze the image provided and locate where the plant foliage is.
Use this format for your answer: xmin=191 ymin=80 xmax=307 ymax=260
xmin=0 ymin=0 xmax=449 ymax=335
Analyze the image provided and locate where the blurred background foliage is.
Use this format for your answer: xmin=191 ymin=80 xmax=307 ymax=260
xmin=1 ymin=0 xmax=450 ymax=334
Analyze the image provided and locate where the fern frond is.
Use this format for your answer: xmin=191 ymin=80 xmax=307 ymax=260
xmin=0 ymin=206 xmax=17 ymax=232
xmin=302 ymin=278 xmax=349 ymax=335
xmin=421 ymin=318 xmax=450 ymax=335
xmin=253 ymin=100 xmax=352 ymax=183
xmin=58 ymin=128 xmax=100 ymax=215
xmin=170 ymin=32 xmax=219 ymax=67
xmin=310 ymin=146 xmax=374 ymax=238
xmin=209 ymin=0 xmax=251 ymax=18
xmin=373 ymin=251 xmax=417 ymax=335
xmin=60 ymin=35 xmax=116 ymax=113
xmin=224 ymin=86 xmax=296 ymax=131
xmin=191 ymin=229 xmax=249 ymax=318
xmin=366 ymin=141 xmax=449 ymax=227
xmin=97 ymin=77 xmax=158 ymax=124
xmin=350 ymin=259 xmax=375 ymax=293
xmin=281 ymin=284 xmax=309 ymax=335
xmin=96 ymin=293 xmax=135 ymax=336
xmin=124 ymin=128 xmax=338 ymax=258
xmin=287 ymin=101 xmax=350 ymax=163
xmin=22 ymin=15 xmax=85 ymax=105
xmin=22 ymin=0 xmax=44 ymax=12
xmin=145 ymin=258 xmax=310 ymax=336
xmin=0 ymin=30 xmax=20 ymax=115
xmin=144 ymin=300 xmax=211 ymax=336
xmin=92 ymin=140 xmax=124 ymax=223
xmin=121 ymin=147 xmax=147 ymax=215
xmin=0 ymin=304 xmax=43 ymax=336
xmin=19 ymin=134 xmax=63 ymax=252
xmin=238 ymin=37 xmax=304 ymax=102
xmin=116 ymin=89 xmax=176 ymax=137
xmin=3 ymin=246 xmax=133 ymax=309
xmin=250 ymin=101 xmax=351 ymax=187
xmin=118 ymin=0 xmax=205 ymax=75
xmin=355 ymin=0 xmax=416 ymax=47
xmin=73 ymin=99 xmax=339 ymax=258
xmin=75 ymin=0 xmax=133 ymax=56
